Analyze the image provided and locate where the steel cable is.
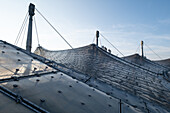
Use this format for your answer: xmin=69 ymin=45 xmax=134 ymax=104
xmin=100 ymin=33 xmax=124 ymax=57
xmin=34 ymin=16 xmax=40 ymax=46
xmin=35 ymin=8 xmax=73 ymax=49
xmin=145 ymin=44 xmax=162 ymax=60
xmin=14 ymin=12 xmax=29 ymax=45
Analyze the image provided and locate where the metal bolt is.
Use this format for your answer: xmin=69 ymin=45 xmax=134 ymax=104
xmin=14 ymin=69 xmax=19 ymax=75
xmin=88 ymin=95 xmax=91 ymax=97
xmin=13 ymin=77 xmax=19 ymax=81
xmin=13 ymin=84 xmax=18 ymax=88
xmin=72 ymin=76 xmax=76 ymax=79
xmin=89 ymin=84 xmax=92 ymax=87
xmin=16 ymin=95 xmax=22 ymax=103
xmin=106 ymin=92 xmax=110 ymax=95
xmin=40 ymin=99 xmax=45 ymax=102
xmin=81 ymin=102 xmax=85 ymax=105
xmin=58 ymin=90 xmax=62 ymax=93
xmin=44 ymin=67 xmax=48 ymax=71
xmin=108 ymin=104 xmax=112 ymax=107
xmin=36 ymin=74 xmax=40 ymax=77
xmin=32 ymin=67 xmax=37 ymax=73
xmin=52 ymin=71 xmax=56 ymax=73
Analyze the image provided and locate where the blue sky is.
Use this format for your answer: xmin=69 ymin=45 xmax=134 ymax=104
xmin=0 ymin=0 xmax=170 ymax=60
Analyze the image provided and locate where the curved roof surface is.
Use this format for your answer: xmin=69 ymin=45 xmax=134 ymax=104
xmin=123 ymin=53 xmax=169 ymax=73
xmin=34 ymin=44 xmax=170 ymax=113
xmin=0 ymin=40 xmax=169 ymax=112
xmin=155 ymin=58 xmax=170 ymax=68
xmin=0 ymin=40 xmax=129 ymax=113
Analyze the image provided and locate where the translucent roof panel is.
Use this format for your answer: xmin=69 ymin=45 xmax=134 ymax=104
xmin=0 ymin=92 xmax=33 ymax=113
xmin=1 ymin=72 xmax=127 ymax=113
xmin=0 ymin=41 xmax=54 ymax=80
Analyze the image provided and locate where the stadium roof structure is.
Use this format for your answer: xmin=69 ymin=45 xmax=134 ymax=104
xmin=34 ymin=44 xmax=170 ymax=113
xmin=0 ymin=40 xmax=128 ymax=113
xmin=0 ymin=36 xmax=169 ymax=113
xmin=0 ymin=38 xmax=169 ymax=113
xmin=155 ymin=58 xmax=170 ymax=68
xmin=0 ymin=3 xmax=170 ymax=113
xmin=123 ymin=53 xmax=170 ymax=74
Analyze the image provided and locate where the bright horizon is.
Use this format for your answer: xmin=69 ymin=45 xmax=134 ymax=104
xmin=0 ymin=0 xmax=170 ymax=60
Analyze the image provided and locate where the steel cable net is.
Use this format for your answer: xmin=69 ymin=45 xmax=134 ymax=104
xmin=123 ymin=54 xmax=169 ymax=73
xmin=34 ymin=44 xmax=170 ymax=110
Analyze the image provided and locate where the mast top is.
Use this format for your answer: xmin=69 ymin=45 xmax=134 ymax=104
xmin=28 ymin=3 xmax=35 ymax=16
xmin=96 ymin=30 xmax=99 ymax=46
xmin=141 ymin=40 xmax=144 ymax=57
xmin=26 ymin=3 xmax=35 ymax=52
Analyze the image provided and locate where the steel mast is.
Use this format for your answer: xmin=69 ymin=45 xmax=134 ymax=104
xmin=26 ymin=3 xmax=35 ymax=52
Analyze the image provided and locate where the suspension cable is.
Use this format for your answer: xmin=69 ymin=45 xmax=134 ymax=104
xmin=92 ymin=36 xmax=95 ymax=44
xmin=34 ymin=16 xmax=40 ymax=46
xmin=20 ymin=18 xmax=28 ymax=46
xmin=145 ymin=44 xmax=162 ymax=60
xmin=14 ymin=12 xmax=29 ymax=45
xmin=100 ymin=33 xmax=124 ymax=57
xmin=99 ymin=37 xmax=102 ymax=47
xmin=35 ymin=8 xmax=73 ymax=49
xmin=135 ymin=44 xmax=140 ymax=54
xmin=17 ymin=14 xmax=28 ymax=46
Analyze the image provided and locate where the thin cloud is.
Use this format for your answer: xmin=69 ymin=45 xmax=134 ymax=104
xmin=60 ymin=25 xmax=170 ymax=60
xmin=145 ymin=34 xmax=170 ymax=40
xmin=98 ymin=26 xmax=170 ymax=60
xmin=158 ymin=18 xmax=170 ymax=24
xmin=112 ymin=24 xmax=157 ymax=32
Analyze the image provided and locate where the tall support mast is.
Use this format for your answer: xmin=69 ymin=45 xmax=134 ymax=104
xmin=96 ymin=30 xmax=99 ymax=46
xmin=141 ymin=40 xmax=144 ymax=57
xmin=26 ymin=3 xmax=35 ymax=52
